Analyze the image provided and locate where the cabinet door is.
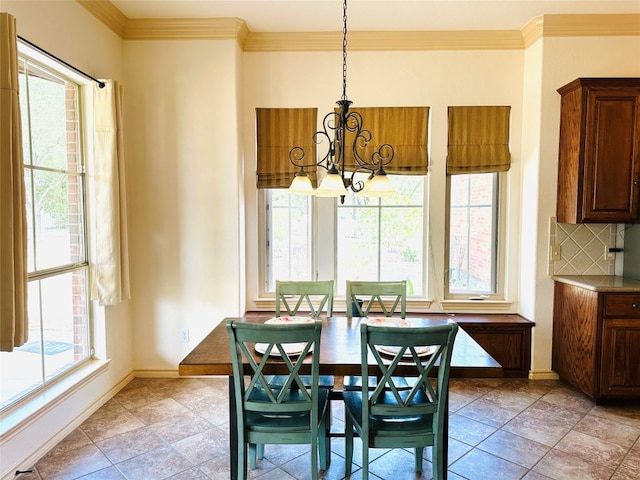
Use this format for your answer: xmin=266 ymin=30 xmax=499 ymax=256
xmin=599 ymin=318 xmax=640 ymax=398
xmin=583 ymin=89 xmax=640 ymax=222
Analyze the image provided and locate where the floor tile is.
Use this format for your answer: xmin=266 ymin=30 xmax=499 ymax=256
xmin=533 ymin=448 xmax=615 ymax=480
xmin=553 ymin=430 xmax=628 ymax=468
xmin=449 ymin=448 xmax=528 ymax=480
xmin=448 ymin=412 xmax=497 ymax=445
xmin=114 ymin=444 xmax=193 ymax=480
xmin=476 ymin=429 xmax=549 ymax=469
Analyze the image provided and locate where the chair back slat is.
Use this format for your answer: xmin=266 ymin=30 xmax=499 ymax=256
xmin=276 ymin=280 xmax=334 ymax=317
xmin=346 ymin=280 xmax=406 ymax=318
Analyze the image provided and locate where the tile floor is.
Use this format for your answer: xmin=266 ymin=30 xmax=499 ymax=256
xmin=16 ymin=377 xmax=640 ymax=480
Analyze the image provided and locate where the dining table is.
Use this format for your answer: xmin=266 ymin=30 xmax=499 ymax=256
xmin=179 ymin=315 xmax=503 ymax=479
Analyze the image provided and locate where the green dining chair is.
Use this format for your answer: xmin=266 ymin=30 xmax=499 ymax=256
xmin=263 ymin=280 xmax=335 ymax=461
xmin=276 ymin=280 xmax=334 ymax=318
xmin=344 ymin=280 xmax=407 ymax=390
xmin=226 ymin=319 xmax=329 ymax=480
xmin=343 ymin=320 xmax=459 ymax=480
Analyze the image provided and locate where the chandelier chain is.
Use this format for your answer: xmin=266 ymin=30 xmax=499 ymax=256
xmin=342 ymin=0 xmax=348 ymax=101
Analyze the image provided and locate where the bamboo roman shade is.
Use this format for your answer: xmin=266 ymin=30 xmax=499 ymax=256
xmin=341 ymin=107 xmax=430 ymax=175
xmin=256 ymin=108 xmax=318 ymax=189
xmin=447 ymin=106 xmax=511 ymax=174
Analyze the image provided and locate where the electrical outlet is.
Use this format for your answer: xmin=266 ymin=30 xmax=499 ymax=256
xmin=181 ymin=328 xmax=190 ymax=343
xmin=604 ymin=246 xmax=615 ymax=261
xmin=550 ymin=244 xmax=561 ymax=261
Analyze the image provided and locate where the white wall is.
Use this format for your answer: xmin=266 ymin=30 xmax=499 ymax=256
xmin=1 ymin=2 xmax=132 ymax=479
xmin=123 ymin=39 xmax=245 ymax=370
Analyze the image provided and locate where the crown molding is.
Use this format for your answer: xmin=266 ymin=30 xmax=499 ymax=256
xmin=77 ymin=0 xmax=127 ymax=38
xmin=77 ymin=2 xmax=639 ymax=52
xmin=123 ymin=17 xmax=249 ymax=45
xmin=522 ymin=13 xmax=640 ymax=48
xmin=244 ymin=30 xmax=524 ymax=52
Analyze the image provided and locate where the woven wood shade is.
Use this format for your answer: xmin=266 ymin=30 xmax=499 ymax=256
xmin=256 ymin=108 xmax=318 ymax=189
xmin=340 ymin=106 xmax=430 ymax=175
xmin=447 ymin=106 xmax=511 ymax=174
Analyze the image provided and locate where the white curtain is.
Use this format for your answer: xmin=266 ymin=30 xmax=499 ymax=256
xmin=91 ymin=80 xmax=131 ymax=305
xmin=0 ymin=12 xmax=28 ymax=351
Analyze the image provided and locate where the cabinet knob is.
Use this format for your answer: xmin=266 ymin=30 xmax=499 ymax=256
xmin=633 ymin=304 xmax=639 ymax=309
xmin=635 ymin=181 xmax=640 ymax=185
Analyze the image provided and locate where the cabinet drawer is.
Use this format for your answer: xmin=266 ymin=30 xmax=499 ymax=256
xmin=604 ymin=294 xmax=640 ymax=317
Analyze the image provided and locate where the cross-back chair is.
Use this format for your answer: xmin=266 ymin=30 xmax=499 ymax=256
xmin=226 ymin=319 xmax=329 ymax=480
xmin=344 ymin=280 xmax=407 ymax=390
xmin=343 ymin=320 xmax=459 ymax=480
xmin=346 ymin=280 xmax=406 ymax=319
xmin=276 ymin=280 xmax=334 ymax=318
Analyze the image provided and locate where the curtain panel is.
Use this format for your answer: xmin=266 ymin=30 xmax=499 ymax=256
xmin=447 ymin=106 xmax=511 ymax=174
xmin=340 ymin=106 xmax=430 ymax=175
xmin=256 ymin=108 xmax=318 ymax=189
xmin=91 ymin=80 xmax=131 ymax=305
xmin=0 ymin=12 xmax=28 ymax=352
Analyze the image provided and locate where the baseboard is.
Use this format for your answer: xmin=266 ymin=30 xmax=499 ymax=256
xmin=528 ymin=370 xmax=560 ymax=380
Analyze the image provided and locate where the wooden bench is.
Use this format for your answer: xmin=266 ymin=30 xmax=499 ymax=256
xmin=244 ymin=312 xmax=533 ymax=378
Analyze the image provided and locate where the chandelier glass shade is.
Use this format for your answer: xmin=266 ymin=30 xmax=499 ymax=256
xmin=287 ymin=0 xmax=397 ymax=202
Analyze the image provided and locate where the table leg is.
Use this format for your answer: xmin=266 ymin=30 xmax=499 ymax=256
xmin=228 ymin=375 xmax=238 ymax=480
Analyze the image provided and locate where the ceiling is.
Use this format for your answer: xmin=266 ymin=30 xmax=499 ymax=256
xmin=110 ymin=1 xmax=640 ymax=33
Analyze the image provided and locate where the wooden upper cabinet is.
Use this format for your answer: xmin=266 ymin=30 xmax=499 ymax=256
xmin=556 ymin=78 xmax=640 ymax=223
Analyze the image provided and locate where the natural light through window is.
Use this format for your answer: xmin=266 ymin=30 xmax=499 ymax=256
xmin=0 ymin=54 xmax=91 ymax=411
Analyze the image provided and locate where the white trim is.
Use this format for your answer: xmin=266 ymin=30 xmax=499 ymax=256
xmin=528 ymin=370 xmax=560 ymax=380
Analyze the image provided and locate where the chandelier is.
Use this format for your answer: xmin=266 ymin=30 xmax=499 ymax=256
xmin=287 ymin=0 xmax=396 ymax=202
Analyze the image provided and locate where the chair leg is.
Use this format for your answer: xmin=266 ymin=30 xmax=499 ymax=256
xmin=249 ymin=443 xmax=257 ymax=469
xmin=361 ymin=432 xmax=369 ymax=480
xmin=345 ymin=417 xmax=354 ymax=476
xmin=432 ymin=443 xmax=444 ymax=480
xmin=311 ymin=437 xmax=319 ymax=480
xmin=414 ymin=447 xmax=424 ymax=472
xmin=257 ymin=443 xmax=264 ymax=460
xmin=319 ymin=413 xmax=328 ymax=470
xmin=238 ymin=437 xmax=248 ymax=480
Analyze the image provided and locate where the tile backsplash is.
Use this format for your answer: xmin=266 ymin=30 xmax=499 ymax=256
xmin=548 ymin=217 xmax=617 ymax=275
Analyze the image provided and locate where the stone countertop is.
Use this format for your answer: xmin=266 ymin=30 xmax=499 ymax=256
xmin=552 ymin=275 xmax=640 ymax=292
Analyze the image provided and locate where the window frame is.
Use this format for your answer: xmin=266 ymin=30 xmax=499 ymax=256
xmin=0 ymin=43 xmax=94 ymax=413
xmin=444 ymin=171 xmax=506 ymax=301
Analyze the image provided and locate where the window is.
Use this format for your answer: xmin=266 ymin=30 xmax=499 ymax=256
xmin=265 ymin=190 xmax=312 ymax=292
xmin=263 ymin=174 xmax=425 ymax=297
xmin=0 ymin=54 xmax=90 ymax=411
xmin=446 ymin=172 xmax=499 ymax=297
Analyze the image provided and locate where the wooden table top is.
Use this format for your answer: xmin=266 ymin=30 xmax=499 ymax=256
xmin=179 ymin=316 xmax=503 ymax=378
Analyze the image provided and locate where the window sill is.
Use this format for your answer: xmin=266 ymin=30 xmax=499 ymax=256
xmin=439 ymin=299 xmax=513 ymax=312
xmin=0 ymin=358 xmax=111 ymax=439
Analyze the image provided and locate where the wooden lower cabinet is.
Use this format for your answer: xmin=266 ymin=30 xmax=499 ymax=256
xmin=600 ymin=318 xmax=640 ymax=398
xmin=455 ymin=315 xmax=533 ymax=378
xmin=553 ymin=282 xmax=640 ymax=402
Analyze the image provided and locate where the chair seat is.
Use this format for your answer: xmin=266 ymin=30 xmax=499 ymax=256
xmin=342 ymin=390 xmax=435 ymax=433
xmin=264 ymin=374 xmax=334 ymax=389
xmin=248 ymin=388 xmax=329 ymax=430
xmin=343 ymin=375 xmax=410 ymax=391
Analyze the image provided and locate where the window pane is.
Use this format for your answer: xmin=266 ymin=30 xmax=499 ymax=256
xmin=449 ymin=173 xmax=497 ymax=294
xmin=20 ymin=61 xmax=79 ymax=172
xmin=0 ymin=270 xmax=89 ymax=410
xmin=28 ymin=170 xmax=86 ymax=269
xmin=267 ymin=190 xmax=312 ymax=290
xmin=338 ymin=175 xmax=424 ymax=295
